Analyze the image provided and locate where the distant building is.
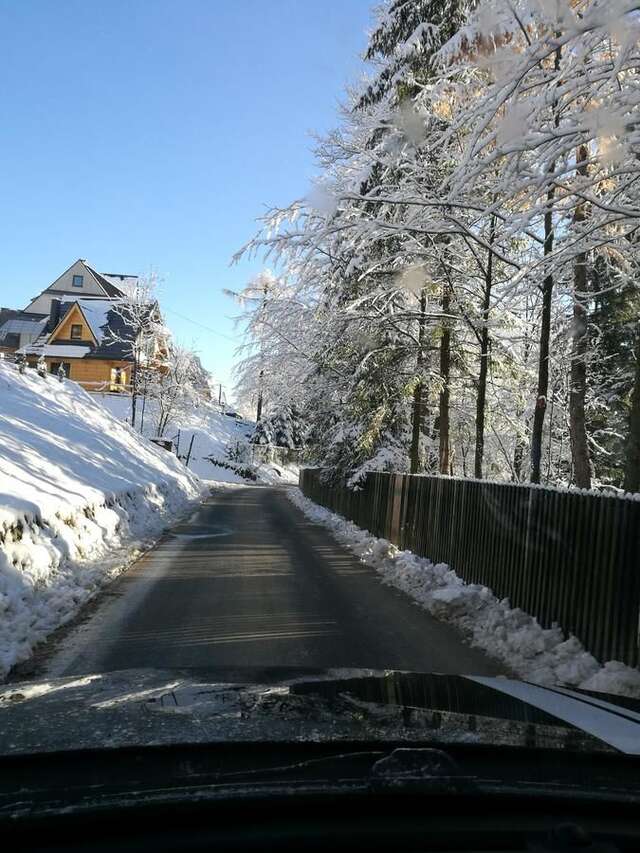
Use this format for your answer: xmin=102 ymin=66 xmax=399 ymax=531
xmin=0 ymin=307 xmax=47 ymax=356
xmin=0 ymin=259 xmax=165 ymax=392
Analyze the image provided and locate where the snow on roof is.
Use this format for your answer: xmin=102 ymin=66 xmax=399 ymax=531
xmin=0 ymin=316 xmax=47 ymax=336
xmin=74 ymin=299 xmax=122 ymax=344
xmin=44 ymin=345 xmax=92 ymax=358
xmin=101 ymin=273 xmax=139 ymax=297
xmin=20 ymin=344 xmax=92 ymax=358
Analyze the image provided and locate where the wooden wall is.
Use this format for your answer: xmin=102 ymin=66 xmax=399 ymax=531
xmin=44 ymin=356 xmax=130 ymax=391
xmin=51 ymin=307 xmax=96 ymax=344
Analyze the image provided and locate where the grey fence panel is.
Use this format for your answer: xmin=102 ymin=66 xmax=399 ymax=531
xmin=298 ymin=468 xmax=640 ymax=668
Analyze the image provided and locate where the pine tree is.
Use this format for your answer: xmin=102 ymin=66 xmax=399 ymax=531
xmin=624 ymin=333 xmax=640 ymax=493
xmin=589 ymin=264 xmax=640 ymax=487
xmin=357 ymin=0 xmax=471 ymax=109
xmin=250 ymin=417 xmax=273 ymax=446
xmin=271 ymin=407 xmax=295 ymax=448
xmin=290 ymin=404 xmax=306 ymax=448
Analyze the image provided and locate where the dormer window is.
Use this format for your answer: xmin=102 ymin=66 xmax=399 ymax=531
xmin=72 ymin=274 xmax=84 ymax=287
xmin=70 ymin=324 xmax=83 ymax=340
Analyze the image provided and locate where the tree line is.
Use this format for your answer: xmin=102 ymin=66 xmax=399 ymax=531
xmin=232 ymin=0 xmax=640 ymax=492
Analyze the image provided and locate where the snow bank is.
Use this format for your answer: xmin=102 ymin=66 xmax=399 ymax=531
xmin=287 ymin=488 xmax=640 ymax=699
xmin=0 ymin=362 xmax=203 ymax=677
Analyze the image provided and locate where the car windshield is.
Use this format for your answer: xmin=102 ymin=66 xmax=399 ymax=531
xmin=1 ymin=0 xmax=640 ymax=788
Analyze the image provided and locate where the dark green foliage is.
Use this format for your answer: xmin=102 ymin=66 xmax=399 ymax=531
xmin=357 ymin=0 xmax=471 ymax=108
xmin=250 ymin=417 xmax=273 ymax=446
xmin=588 ymin=260 xmax=640 ymax=487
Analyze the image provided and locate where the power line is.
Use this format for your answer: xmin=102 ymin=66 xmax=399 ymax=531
xmin=163 ymin=306 xmax=237 ymax=343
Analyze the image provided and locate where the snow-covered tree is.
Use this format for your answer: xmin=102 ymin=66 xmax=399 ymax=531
xmin=232 ymin=0 xmax=640 ymax=492
xmin=271 ymin=409 xmax=294 ymax=448
xmin=250 ymin=417 xmax=273 ymax=446
xmin=106 ymin=270 xmax=168 ymax=429
xmin=148 ymin=344 xmax=202 ymax=438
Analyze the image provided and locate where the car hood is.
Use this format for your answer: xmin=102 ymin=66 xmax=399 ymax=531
xmin=1 ymin=667 xmax=639 ymax=756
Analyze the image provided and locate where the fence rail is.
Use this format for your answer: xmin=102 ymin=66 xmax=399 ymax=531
xmin=299 ymin=468 xmax=640 ymax=668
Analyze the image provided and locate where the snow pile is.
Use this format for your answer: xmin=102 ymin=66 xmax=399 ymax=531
xmin=255 ymin=463 xmax=299 ymax=485
xmin=96 ymin=392 xmax=299 ymax=485
xmin=0 ymin=362 xmax=202 ymax=677
xmin=288 ymin=488 xmax=640 ymax=698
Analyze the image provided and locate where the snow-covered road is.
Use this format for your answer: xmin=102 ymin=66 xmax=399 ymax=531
xmin=41 ymin=485 xmax=504 ymax=678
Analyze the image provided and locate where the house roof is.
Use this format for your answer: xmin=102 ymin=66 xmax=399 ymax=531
xmin=22 ymin=298 xmax=160 ymax=362
xmin=0 ymin=312 xmax=48 ymax=346
xmin=55 ymin=300 xmax=138 ymax=359
xmin=71 ymin=300 xmax=114 ymax=343
xmin=24 ymin=260 xmax=129 ymax=307
xmin=18 ymin=290 xmax=162 ymax=364
xmin=33 ymin=345 xmax=92 ymax=358
xmin=0 ymin=307 xmax=18 ymax=327
xmin=100 ymin=272 xmax=139 ymax=296
xmin=84 ymin=264 xmax=127 ymax=298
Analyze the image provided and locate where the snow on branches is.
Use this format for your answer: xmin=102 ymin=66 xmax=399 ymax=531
xmin=232 ymin=0 xmax=640 ymax=491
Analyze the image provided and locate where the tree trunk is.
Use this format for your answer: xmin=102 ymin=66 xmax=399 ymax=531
xmin=530 ymin=206 xmax=554 ymax=484
xmin=410 ymin=289 xmax=428 ymax=474
xmin=531 ymin=46 xmax=561 ymax=484
xmin=623 ymin=333 xmax=640 ymax=492
xmin=474 ymin=216 xmax=496 ymax=479
xmin=569 ymin=143 xmax=591 ymax=489
xmin=256 ymin=369 xmax=264 ymax=422
xmin=130 ymin=347 xmax=139 ymax=429
xmin=140 ymin=382 xmax=147 ymax=434
xmin=439 ymin=281 xmax=451 ymax=474
xmin=513 ymin=439 xmax=525 ymax=481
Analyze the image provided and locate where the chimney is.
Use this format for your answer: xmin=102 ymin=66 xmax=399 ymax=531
xmin=49 ymin=298 xmax=61 ymax=331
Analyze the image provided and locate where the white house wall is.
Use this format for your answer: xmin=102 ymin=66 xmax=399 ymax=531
xmin=24 ymin=260 xmax=105 ymax=314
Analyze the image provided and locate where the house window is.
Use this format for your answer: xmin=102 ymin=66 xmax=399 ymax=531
xmin=70 ymin=324 xmax=83 ymax=340
xmin=72 ymin=274 xmax=84 ymax=287
xmin=50 ymin=361 xmax=71 ymax=377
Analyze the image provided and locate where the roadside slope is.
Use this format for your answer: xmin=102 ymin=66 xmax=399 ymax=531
xmin=97 ymin=392 xmax=298 ymax=484
xmin=0 ymin=362 xmax=202 ymax=677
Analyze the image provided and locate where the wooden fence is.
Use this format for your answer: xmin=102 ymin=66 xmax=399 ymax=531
xmin=299 ymin=468 xmax=640 ymax=668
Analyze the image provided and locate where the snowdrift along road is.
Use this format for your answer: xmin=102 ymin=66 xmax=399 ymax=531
xmin=0 ymin=362 xmax=203 ymax=678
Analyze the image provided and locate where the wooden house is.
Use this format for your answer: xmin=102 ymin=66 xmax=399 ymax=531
xmin=0 ymin=259 xmax=166 ymax=392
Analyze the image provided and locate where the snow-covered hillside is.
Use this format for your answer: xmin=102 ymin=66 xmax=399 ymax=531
xmin=95 ymin=392 xmax=299 ymax=485
xmin=0 ymin=362 xmax=203 ymax=677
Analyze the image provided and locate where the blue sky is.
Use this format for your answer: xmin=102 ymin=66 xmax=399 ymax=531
xmin=0 ymin=0 xmax=373 ymax=394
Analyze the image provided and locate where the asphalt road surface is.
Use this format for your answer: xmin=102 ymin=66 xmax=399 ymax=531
xmin=48 ymin=487 xmax=504 ymax=677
